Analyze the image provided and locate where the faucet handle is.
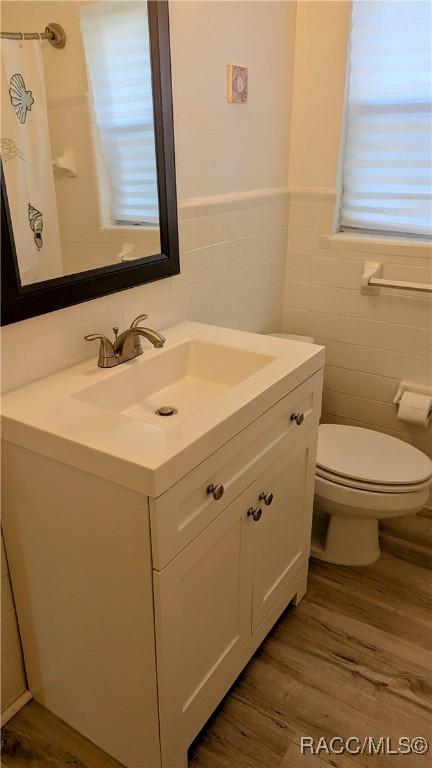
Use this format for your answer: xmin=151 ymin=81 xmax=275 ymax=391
xmin=130 ymin=313 xmax=148 ymax=328
xmin=84 ymin=333 xmax=109 ymax=343
xmin=84 ymin=334 xmax=116 ymax=368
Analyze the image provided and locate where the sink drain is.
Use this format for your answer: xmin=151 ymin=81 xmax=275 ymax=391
xmin=155 ymin=405 xmax=178 ymax=417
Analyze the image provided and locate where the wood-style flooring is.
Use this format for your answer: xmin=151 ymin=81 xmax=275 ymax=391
xmin=2 ymin=510 xmax=431 ymax=768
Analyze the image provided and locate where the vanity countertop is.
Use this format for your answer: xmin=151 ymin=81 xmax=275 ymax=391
xmin=1 ymin=321 xmax=324 ymax=497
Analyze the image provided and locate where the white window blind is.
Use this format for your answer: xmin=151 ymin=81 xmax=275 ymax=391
xmin=80 ymin=1 xmax=159 ymax=226
xmin=340 ymin=0 xmax=432 ymax=239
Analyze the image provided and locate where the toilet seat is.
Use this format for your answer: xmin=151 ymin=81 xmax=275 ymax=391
xmin=316 ymin=424 xmax=432 ymax=488
xmin=314 ymin=473 xmax=428 ymax=516
xmin=315 ymin=465 xmax=432 ymax=494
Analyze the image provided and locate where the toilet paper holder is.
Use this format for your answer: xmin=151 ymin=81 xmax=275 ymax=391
xmin=393 ymin=380 xmax=432 ymax=427
xmin=393 ymin=380 xmax=432 ymax=407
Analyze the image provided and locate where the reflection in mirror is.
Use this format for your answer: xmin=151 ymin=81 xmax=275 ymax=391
xmin=1 ymin=1 xmax=161 ymax=286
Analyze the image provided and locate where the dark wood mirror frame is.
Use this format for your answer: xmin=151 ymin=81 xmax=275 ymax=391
xmin=1 ymin=0 xmax=179 ymax=326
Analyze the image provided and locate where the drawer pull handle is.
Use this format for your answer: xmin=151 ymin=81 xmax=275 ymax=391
xmin=291 ymin=411 xmax=304 ymax=426
xmin=247 ymin=506 xmax=263 ymax=522
xmin=207 ymin=483 xmax=225 ymax=501
xmin=259 ymin=491 xmax=274 ymax=506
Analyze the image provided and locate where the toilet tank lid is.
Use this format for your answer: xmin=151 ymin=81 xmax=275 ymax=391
xmin=268 ymin=333 xmax=315 ymax=344
xmin=317 ymin=425 xmax=432 ymax=485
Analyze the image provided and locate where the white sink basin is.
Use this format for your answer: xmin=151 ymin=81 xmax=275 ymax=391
xmin=1 ymin=321 xmax=324 ymax=496
xmin=74 ymin=339 xmax=274 ymax=428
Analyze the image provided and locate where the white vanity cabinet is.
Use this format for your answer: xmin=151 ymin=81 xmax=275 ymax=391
xmin=1 ymin=323 xmax=324 ymax=768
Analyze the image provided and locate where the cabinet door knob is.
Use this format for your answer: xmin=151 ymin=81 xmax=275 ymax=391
xmin=247 ymin=506 xmax=263 ymax=522
xmin=291 ymin=411 xmax=304 ymax=426
xmin=259 ymin=491 xmax=274 ymax=506
xmin=207 ymin=483 xmax=225 ymax=501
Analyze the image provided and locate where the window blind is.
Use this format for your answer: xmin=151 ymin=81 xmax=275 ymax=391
xmin=340 ymin=0 xmax=432 ymax=239
xmin=80 ymin=1 xmax=159 ymax=226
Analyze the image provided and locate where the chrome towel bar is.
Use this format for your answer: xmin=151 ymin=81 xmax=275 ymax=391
xmin=361 ymin=261 xmax=432 ymax=295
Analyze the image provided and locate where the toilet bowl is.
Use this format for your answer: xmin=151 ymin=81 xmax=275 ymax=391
xmin=268 ymin=332 xmax=432 ymax=566
xmin=312 ymin=424 xmax=432 ymax=565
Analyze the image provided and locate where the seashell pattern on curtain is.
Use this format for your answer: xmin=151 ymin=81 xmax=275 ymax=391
xmin=9 ymin=72 xmax=34 ymax=124
xmin=28 ymin=203 xmax=43 ymax=249
xmin=1 ymin=39 xmax=62 ymax=284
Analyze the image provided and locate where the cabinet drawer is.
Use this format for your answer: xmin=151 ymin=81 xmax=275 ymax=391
xmin=150 ymin=369 xmax=323 ymax=569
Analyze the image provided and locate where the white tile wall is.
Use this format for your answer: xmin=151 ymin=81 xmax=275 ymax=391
xmin=282 ymin=193 xmax=432 ymax=467
xmin=1 ymin=188 xmax=289 ymax=392
xmin=49 ymin=91 xmax=161 ymax=275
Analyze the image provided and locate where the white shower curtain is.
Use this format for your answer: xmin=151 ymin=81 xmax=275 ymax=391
xmin=1 ymin=39 xmax=62 ymax=284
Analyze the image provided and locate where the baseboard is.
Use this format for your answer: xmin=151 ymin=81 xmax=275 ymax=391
xmin=1 ymin=690 xmax=32 ymax=726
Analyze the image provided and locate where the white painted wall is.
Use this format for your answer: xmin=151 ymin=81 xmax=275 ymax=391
xmin=287 ymin=0 xmax=351 ymax=193
xmin=1 ymin=0 xmax=296 ymax=714
xmin=282 ymin=1 xmax=432 ymax=465
xmin=171 ymin=0 xmax=295 ymax=199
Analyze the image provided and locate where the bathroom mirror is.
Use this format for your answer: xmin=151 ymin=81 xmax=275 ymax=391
xmin=1 ymin=0 xmax=179 ymax=325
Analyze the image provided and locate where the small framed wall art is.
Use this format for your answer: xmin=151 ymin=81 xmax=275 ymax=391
xmin=227 ymin=64 xmax=248 ymax=104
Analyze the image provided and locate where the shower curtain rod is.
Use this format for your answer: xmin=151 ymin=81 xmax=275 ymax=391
xmin=0 ymin=23 xmax=66 ymax=49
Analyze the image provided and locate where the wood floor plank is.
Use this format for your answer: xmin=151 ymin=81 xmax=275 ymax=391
xmin=1 ymin=711 xmax=87 ymax=767
xmin=274 ymin=611 xmax=432 ymax=718
xmin=189 ymin=695 xmax=296 ymax=768
xmin=5 ymin=702 xmax=125 ymax=768
xmin=312 ymin=556 xmax=431 ymax=612
xmin=280 ymin=733 xmax=370 ymax=768
xmin=230 ymin=646 xmax=430 ymax=758
xmin=306 ymin=564 xmax=431 ymax=649
xmin=257 ymin=677 xmax=429 ymax=768
xmin=1 ymin=702 xmax=124 ymax=768
xmin=380 ymin=511 xmax=432 ymax=568
xmin=380 ymin=532 xmax=432 ymax=570
xmin=298 ymin=598 xmax=432 ymax=682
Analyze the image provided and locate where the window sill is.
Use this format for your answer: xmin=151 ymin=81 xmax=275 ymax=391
xmin=320 ymin=232 xmax=432 ymax=259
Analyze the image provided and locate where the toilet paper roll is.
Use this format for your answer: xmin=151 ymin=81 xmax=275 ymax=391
xmin=397 ymin=391 xmax=432 ymax=427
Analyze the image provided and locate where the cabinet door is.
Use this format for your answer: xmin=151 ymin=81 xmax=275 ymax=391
xmin=153 ymin=494 xmax=252 ymax=767
xmin=249 ymin=427 xmax=317 ymax=632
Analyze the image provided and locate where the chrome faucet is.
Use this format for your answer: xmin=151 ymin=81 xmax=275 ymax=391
xmin=84 ymin=314 xmax=166 ymax=368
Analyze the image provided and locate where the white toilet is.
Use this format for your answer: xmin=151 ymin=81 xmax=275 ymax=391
xmin=313 ymin=424 xmax=432 ymax=565
xmin=269 ymin=333 xmax=432 ymax=566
